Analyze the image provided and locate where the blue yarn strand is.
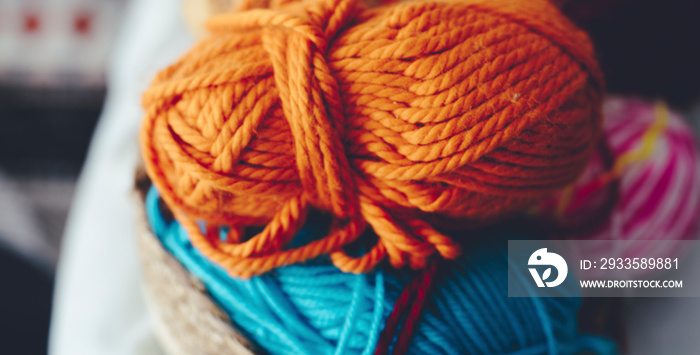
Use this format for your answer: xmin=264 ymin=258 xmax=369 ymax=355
xmin=335 ymin=275 xmax=366 ymax=355
xmin=363 ymin=270 xmax=386 ymax=355
xmin=145 ymin=187 xmax=618 ymax=355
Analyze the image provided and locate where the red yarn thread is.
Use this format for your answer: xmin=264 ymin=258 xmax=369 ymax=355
xmin=374 ymin=259 xmax=440 ymax=355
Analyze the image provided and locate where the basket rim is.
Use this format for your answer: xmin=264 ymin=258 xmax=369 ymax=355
xmin=134 ymin=169 xmax=259 ymax=355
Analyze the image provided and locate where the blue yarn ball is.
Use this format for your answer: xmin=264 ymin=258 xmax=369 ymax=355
xmin=406 ymin=250 xmax=608 ymax=355
xmin=145 ymin=187 xmax=616 ymax=355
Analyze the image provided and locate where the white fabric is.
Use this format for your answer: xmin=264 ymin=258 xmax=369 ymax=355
xmin=48 ymin=1 xmax=193 ymax=354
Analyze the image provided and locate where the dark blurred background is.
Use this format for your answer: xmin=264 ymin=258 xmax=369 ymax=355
xmin=560 ymin=0 xmax=700 ymax=108
xmin=0 ymin=0 xmax=124 ymax=353
xmin=0 ymin=0 xmax=699 ymax=354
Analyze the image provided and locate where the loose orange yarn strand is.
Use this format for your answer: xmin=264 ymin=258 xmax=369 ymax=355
xmin=141 ymin=0 xmax=603 ymax=277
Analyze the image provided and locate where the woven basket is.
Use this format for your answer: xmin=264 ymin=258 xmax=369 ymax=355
xmin=134 ymin=173 xmax=259 ymax=355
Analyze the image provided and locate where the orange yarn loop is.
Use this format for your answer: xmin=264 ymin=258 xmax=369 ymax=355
xmin=140 ymin=0 xmax=603 ymax=277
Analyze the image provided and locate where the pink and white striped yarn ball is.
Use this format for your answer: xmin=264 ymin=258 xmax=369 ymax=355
xmin=538 ymin=96 xmax=700 ymax=265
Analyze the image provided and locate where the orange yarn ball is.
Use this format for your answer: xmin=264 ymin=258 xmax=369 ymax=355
xmin=140 ymin=0 xmax=603 ymax=277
